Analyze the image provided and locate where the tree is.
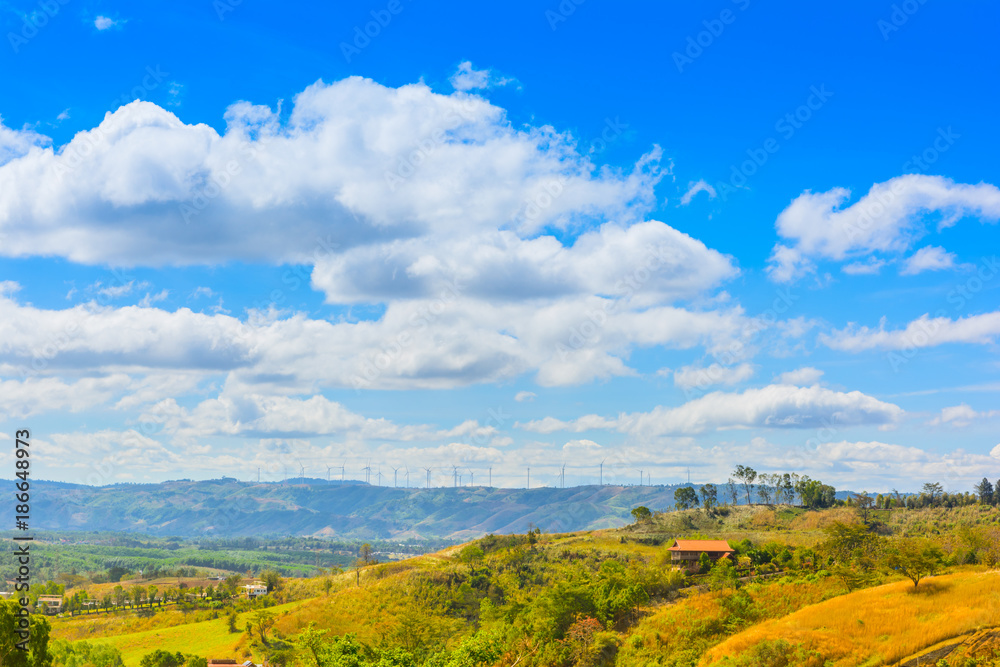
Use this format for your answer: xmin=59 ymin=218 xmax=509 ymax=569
xmin=884 ymin=539 xmax=944 ymax=588
xmin=699 ymin=483 xmax=718 ymax=510
xmin=225 ymin=609 xmax=239 ymax=634
xmin=725 ymin=478 xmax=739 ymax=506
xmin=733 ymin=465 xmax=757 ymax=505
xmin=976 ymin=478 xmax=994 ymax=504
xmin=697 ymin=552 xmax=712 ymax=574
xmin=674 ymin=487 xmax=699 ymax=510
xmin=922 ymin=482 xmax=944 ymax=503
xmin=147 ymin=585 xmax=158 ymax=607
xmin=630 ymin=506 xmax=652 ymax=523
xmin=139 ymin=650 xmax=186 ymax=667
xmin=757 ymin=473 xmax=774 ymax=505
xmin=113 ymin=586 xmax=125 ymax=609
xmin=359 ymin=543 xmax=373 ymax=565
xmin=706 ymin=558 xmax=739 ymax=591
xmin=796 ymin=476 xmax=836 ymax=509
xmin=247 ymin=609 xmax=276 ymax=644
xmin=260 ymin=570 xmax=282 ymax=593
xmin=222 ymin=574 xmax=242 ymax=597
xmin=853 ymin=491 xmax=875 ymax=524
xmin=129 ymin=585 xmax=145 ymax=609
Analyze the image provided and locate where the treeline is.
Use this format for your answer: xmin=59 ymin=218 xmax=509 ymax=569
xmin=672 ymin=466 xmax=837 ymax=510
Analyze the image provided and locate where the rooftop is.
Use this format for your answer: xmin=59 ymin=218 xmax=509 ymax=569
xmin=666 ymin=539 xmax=734 ymax=553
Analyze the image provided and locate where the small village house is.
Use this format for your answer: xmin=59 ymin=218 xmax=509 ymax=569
xmin=243 ymin=582 xmax=268 ymax=599
xmin=666 ymin=539 xmax=734 ymax=571
xmin=37 ymin=595 xmax=64 ymax=614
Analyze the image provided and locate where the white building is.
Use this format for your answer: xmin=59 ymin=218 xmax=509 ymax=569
xmin=243 ymin=583 xmax=267 ymax=599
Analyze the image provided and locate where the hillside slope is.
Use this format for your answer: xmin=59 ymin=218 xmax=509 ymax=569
xmin=703 ymin=571 xmax=1000 ymax=666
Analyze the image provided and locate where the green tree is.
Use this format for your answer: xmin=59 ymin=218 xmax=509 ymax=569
xmin=733 ymin=465 xmax=757 ymax=505
xmin=697 ymin=552 xmax=712 ymax=574
xmin=222 ymin=574 xmax=242 ymax=597
xmin=139 ymin=650 xmax=186 ymax=667
xmin=458 ymin=544 xmax=485 ymax=564
xmin=225 ymin=609 xmax=240 ymax=634
xmin=674 ymin=487 xmax=699 ymax=510
xmin=50 ymin=639 xmax=124 ymax=667
xmin=922 ymin=482 xmax=944 ymax=503
xmin=796 ymin=476 xmax=837 ymax=509
xmin=592 ymin=560 xmax=649 ymax=626
xmin=884 ymin=539 xmax=944 ymax=588
xmin=630 ymin=506 xmax=652 ymax=523
xmin=975 ymin=478 xmax=994 ymax=504
xmin=247 ymin=609 xmax=276 ymax=644
xmin=699 ymin=483 xmax=718 ymax=510
xmin=706 ymin=558 xmax=740 ymax=591
xmin=260 ymin=570 xmax=281 ymax=593
xmin=129 ymin=585 xmax=145 ymax=609
xmin=852 ymin=491 xmax=875 ymax=524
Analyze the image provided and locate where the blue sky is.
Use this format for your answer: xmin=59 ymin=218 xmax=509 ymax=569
xmin=0 ymin=0 xmax=998 ymax=491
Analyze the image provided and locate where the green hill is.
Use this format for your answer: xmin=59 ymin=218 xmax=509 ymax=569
xmin=25 ymin=478 xmax=691 ymax=539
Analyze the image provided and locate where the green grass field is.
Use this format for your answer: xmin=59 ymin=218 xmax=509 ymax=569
xmin=85 ymin=600 xmax=308 ymax=665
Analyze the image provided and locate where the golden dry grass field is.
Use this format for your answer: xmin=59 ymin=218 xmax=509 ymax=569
xmin=703 ymin=570 xmax=1000 ymax=666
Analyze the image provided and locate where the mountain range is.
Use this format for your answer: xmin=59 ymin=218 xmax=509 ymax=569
xmin=25 ymin=478 xmax=695 ymax=539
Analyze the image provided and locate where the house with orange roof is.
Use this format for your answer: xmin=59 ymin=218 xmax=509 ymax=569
xmin=666 ymin=539 xmax=734 ymax=571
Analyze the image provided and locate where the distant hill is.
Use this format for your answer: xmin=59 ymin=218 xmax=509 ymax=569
xmin=22 ymin=478 xmax=692 ymax=539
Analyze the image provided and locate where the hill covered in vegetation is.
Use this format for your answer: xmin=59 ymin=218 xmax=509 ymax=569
xmin=26 ymin=502 xmax=1000 ymax=667
xmin=20 ymin=478 xmax=696 ymax=539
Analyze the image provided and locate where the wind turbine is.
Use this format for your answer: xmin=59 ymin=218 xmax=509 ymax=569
xmin=527 ymin=467 xmax=530 ymax=489
xmin=391 ymin=466 xmax=399 ymax=488
xmin=600 ymin=458 xmax=606 ymax=487
xmin=340 ymin=460 xmax=346 ymax=484
xmin=404 ymin=466 xmax=409 ymax=488
xmin=362 ymin=460 xmax=372 ymax=485
xmin=299 ymin=462 xmax=306 ymax=480
xmin=326 ymin=465 xmax=332 ymax=482
xmin=452 ymin=465 xmax=459 ymax=488
xmin=488 ymin=466 xmax=492 ymax=488
xmin=423 ymin=466 xmax=432 ymax=488
xmin=638 ymin=469 xmax=643 ymax=486
xmin=468 ymin=468 xmax=474 ymax=487
xmin=376 ymin=466 xmax=383 ymax=487
xmin=560 ymin=464 xmax=566 ymax=489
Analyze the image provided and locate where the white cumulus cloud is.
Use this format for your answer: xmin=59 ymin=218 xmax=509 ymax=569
xmin=767 ymin=175 xmax=1000 ymax=282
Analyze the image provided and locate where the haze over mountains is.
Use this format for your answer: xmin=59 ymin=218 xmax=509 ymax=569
xmin=26 ymin=478 xmax=701 ymax=540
